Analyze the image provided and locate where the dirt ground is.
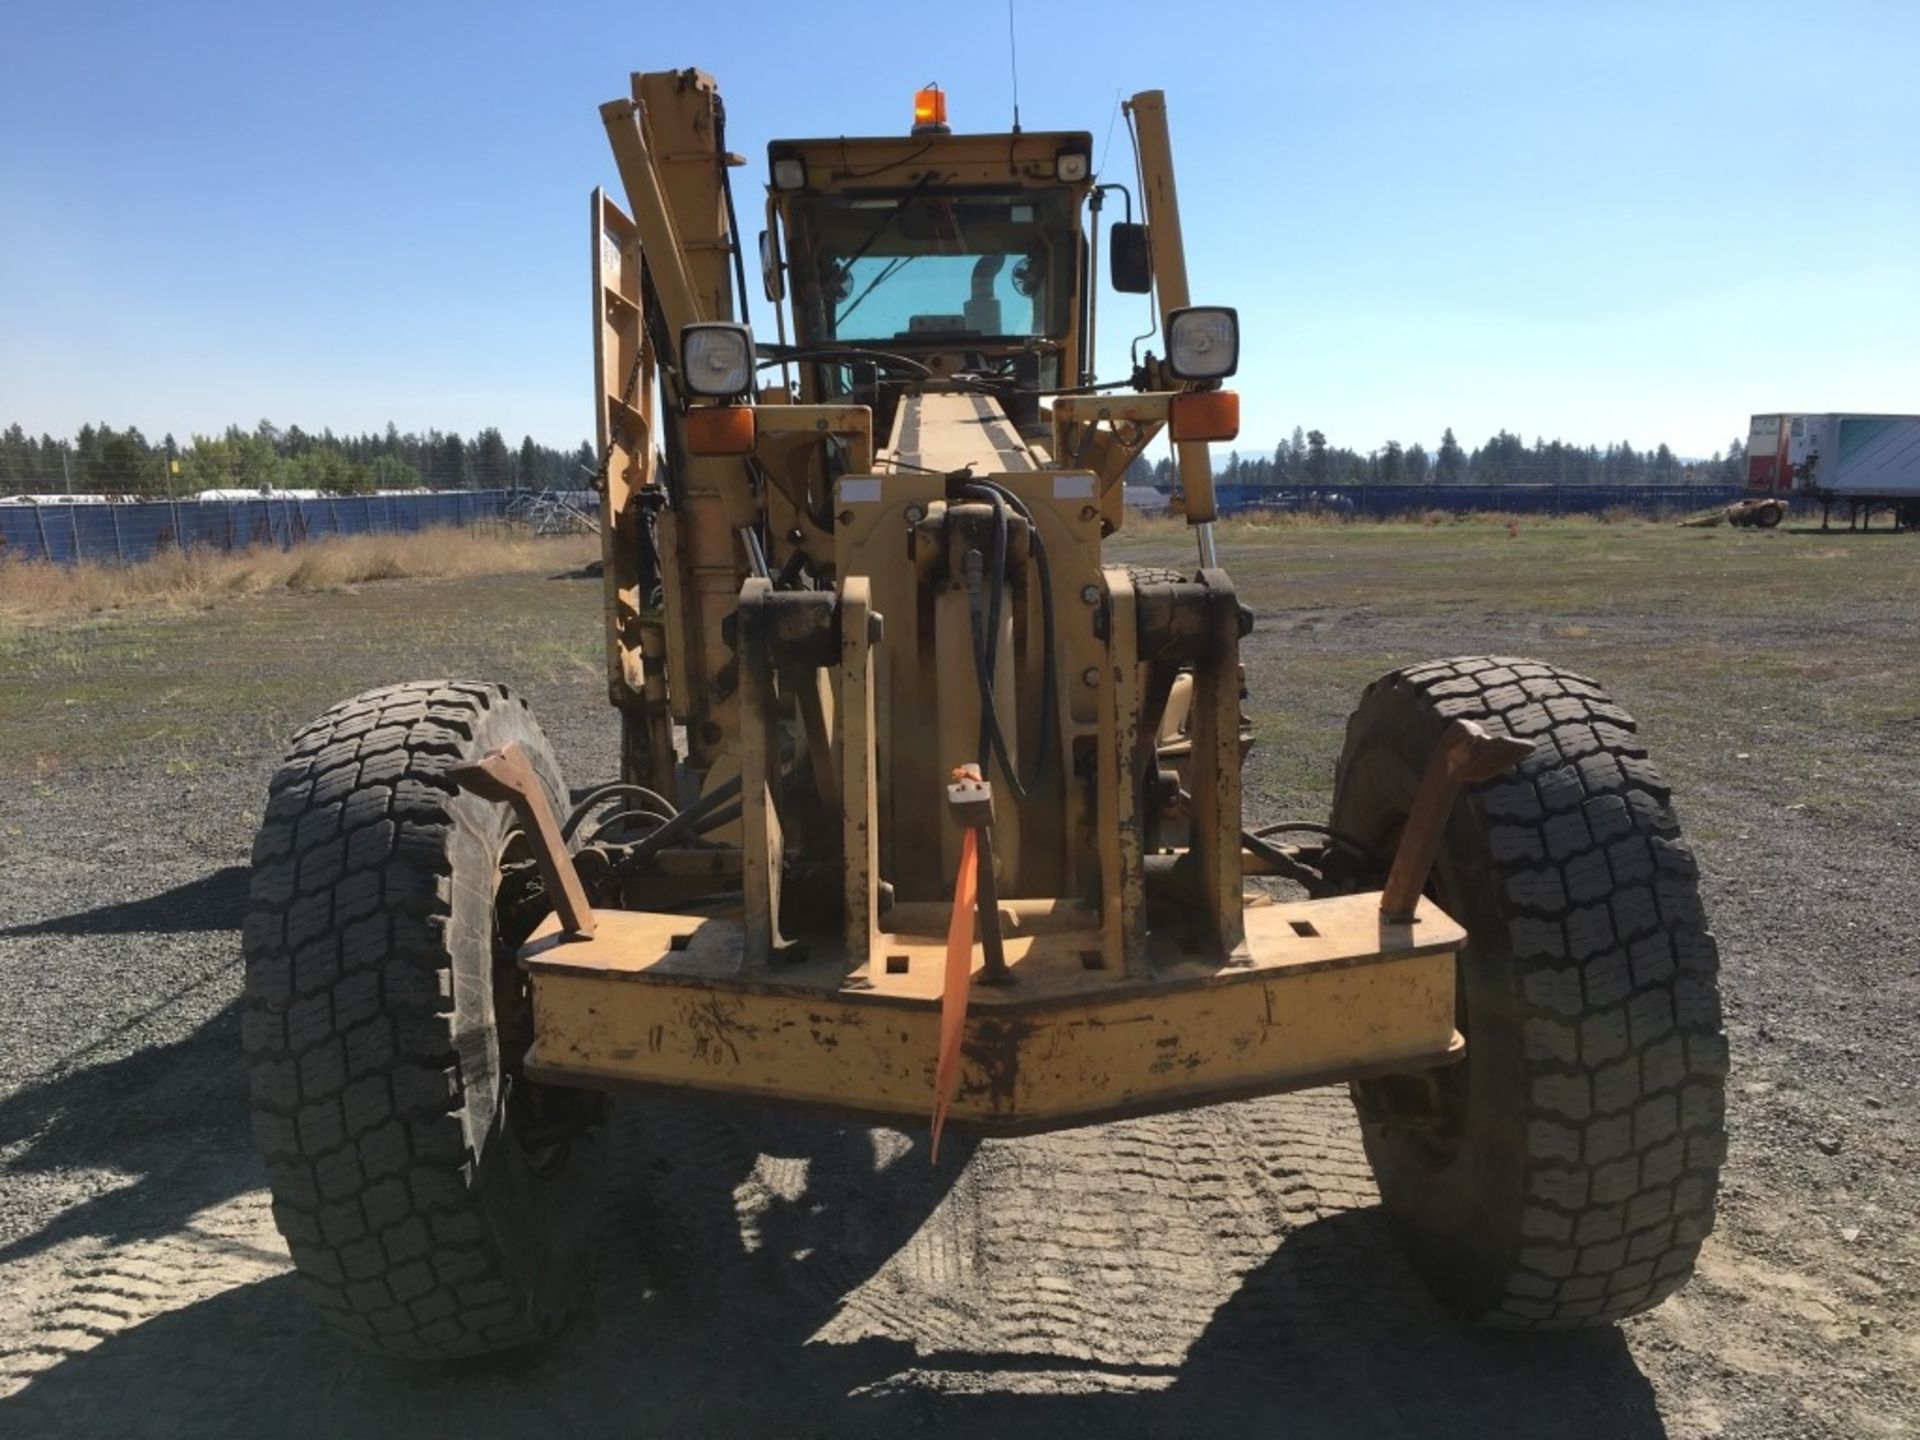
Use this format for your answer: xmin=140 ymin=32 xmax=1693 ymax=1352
xmin=1 ymin=521 xmax=1915 ymax=1439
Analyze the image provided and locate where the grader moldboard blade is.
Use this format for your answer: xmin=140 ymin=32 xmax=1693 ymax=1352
xmin=239 ymin=69 xmax=1730 ymax=1360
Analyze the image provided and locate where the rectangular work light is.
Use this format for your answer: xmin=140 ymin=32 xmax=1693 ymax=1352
xmin=680 ymin=323 xmax=755 ymax=398
xmin=1165 ymin=306 xmax=1239 ymax=381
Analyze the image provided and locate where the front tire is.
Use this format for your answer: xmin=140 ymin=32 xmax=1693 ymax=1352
xmin=1332 ymin=657 xmax=1727 ymax=1327
xmin=242 ymin=680 xmax=606 ymax=1358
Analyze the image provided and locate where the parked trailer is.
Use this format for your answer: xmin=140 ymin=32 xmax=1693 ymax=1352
xmin=1781 ymin=413 xmax=1920 ymax=530
xmin=1746 ymin=414 xmax=1796 ymax=495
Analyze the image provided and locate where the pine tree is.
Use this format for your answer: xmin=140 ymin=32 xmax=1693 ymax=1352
xmin=1721 ymin=438 xmax=1746 ymax=485
xmin=1305 ymin=429 xmax=1329 ymax=483
xmin=472 ymin=427 xmax=512 ymax=489
xmin=436 ymin=433 xmax=469 ymax=490
xmin=1378 ymin=440 xmax=1403 ymax=484
xmin=1271 ymin=438 xmax=1292 ymax=485
xmin=1436 ymin=427 xmax=1465 ymax=484
xmin=0 ymin=423 xmax=27 ymax=493
xmin=36 ymin=434 xmax=61 ymax=491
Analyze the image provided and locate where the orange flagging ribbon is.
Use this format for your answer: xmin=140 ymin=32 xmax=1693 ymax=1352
xmin=930 ymin=825 xmax=979 ymax=1161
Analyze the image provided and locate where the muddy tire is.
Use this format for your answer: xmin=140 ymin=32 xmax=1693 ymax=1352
xmin=242 ymin=680 xmax=606 ymax=1358
xmin=1331 ymin=657 xmax=1727 ymax=1328
xmin=1756 ymin=504 xmax=1784 ymax=529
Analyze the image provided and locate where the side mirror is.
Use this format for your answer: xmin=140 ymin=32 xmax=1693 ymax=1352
xmin=759 ymin=229 xmax=784 ymax=304
xmin=1109 ymin=223 xmax=1152 ymax=294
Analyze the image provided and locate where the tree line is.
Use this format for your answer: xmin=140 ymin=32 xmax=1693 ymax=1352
xmin=5 ymin=417 xmax=1752 ymax=499
xmin=1131 ymin=427 xmax=1750 ymax=489
xmin=0 ymin=421 xmax=596 ymax=497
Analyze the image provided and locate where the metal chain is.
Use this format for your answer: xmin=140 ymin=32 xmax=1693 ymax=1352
xmin=591 ymin=345 xmax=647 ymax=494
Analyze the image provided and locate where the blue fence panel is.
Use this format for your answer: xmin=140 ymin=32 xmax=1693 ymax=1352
xmin=1212 ymin=483 xmax=1753 ymax=518
xmin=0 ymin=490 xmax=516 ymax=566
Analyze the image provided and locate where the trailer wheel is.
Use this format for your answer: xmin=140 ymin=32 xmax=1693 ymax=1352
xmin=1331 ymin=658 xmax=1727 ymax=1327
xmin=1756 ymin=502 xmax=1784 ymax=529
xmin=243 ymin=680 xmax=606 ymax=1358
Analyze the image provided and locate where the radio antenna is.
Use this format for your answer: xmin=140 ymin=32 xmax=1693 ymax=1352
xmin=1007 ymin=0 xmax=1022 ymax=133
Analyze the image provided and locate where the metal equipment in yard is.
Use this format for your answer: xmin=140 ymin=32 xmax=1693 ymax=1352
xmin=1678 ymin=496 xmax=1787 ymax=529
xmin=242 ymin=71 xmax=1730 ymax=1359
xmin=503 ymin=487 xmax=601 ymax=536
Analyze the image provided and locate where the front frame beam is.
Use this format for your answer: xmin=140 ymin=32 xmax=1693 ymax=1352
xmin=519 ymin=891 xmax=1464 ymax=1135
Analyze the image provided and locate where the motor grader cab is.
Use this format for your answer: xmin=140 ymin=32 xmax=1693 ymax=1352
xmin=242 ymin=70 xmax=1728 ymax=1360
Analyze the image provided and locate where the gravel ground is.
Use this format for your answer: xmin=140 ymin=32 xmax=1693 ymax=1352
xmin=0 ymin=527 xmax=1915 ymax=1439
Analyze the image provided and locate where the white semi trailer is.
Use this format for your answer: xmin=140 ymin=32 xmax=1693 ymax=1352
xmin=1747 ymin=413 xmax=1920 ymax=530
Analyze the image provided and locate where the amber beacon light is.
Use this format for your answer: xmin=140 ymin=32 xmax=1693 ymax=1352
xmin=912 ymin=84 xmax=950 ymax=135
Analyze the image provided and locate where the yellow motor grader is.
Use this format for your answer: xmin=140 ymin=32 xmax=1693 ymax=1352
xmin=242 ymin=71 xmax=1728 ymax=1358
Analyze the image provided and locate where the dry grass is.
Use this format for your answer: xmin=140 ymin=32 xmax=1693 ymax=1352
xmin=0 ymin=527 xmax=598 ymax=623
xmin=1121 ymin=506 xmax=1669 ymax=539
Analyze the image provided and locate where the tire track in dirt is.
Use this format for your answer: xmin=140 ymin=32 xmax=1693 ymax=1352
xmin=0 ymin=1189 xmax=288 ymax=1397
xmin=0 ymin=1080 xmax=1405 ymax=1412
xmin=598 ymin=1084 xmax=1387 ymax=1394
xmin=1 ymin=1078 xmax=1680 ymax=1439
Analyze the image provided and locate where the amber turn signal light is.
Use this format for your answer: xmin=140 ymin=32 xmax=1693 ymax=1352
xmin=1168 ymin=390 xmax=1239 ymax=443
xmin=685 ymin=405 xmax=756 ymax=456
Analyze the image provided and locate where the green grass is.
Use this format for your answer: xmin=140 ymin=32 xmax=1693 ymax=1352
xmin=1112 ymin=516 xmax=1920 ymax=619
xmin=0 ymin=570 xmax=602 ymax=778
xmin=1114 ymin=517 xmax=1920 ymax=833
xmin=3 ymin=518 xmax=1914 ymax=845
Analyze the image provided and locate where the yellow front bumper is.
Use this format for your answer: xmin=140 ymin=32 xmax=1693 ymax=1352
xmin=518 ymin=891 xmax=1464 ymax=1135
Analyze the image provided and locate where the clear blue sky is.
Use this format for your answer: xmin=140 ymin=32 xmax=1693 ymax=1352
xmin=3 ymin=0 xmax=1915 ymax=461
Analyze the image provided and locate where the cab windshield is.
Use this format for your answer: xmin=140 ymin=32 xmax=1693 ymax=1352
xmin=787 ymin=189 xmax=1076 ymax=346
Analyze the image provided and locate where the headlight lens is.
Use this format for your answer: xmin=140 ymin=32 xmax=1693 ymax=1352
xmin=771 ymin=156 xmax=807 ymax=191
xmin=1166 ymin=306 xmax=1239 ymax=381
xmin=681 ymin=323 xmax=755 ymax=398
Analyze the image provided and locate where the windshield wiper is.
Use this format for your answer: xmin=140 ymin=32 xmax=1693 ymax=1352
xmin=836 ymin=254 xmax=915 ymax=328
xmin=833 ymin=172 xmax=935 ymax=278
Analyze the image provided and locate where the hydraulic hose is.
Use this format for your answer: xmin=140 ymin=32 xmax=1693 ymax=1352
xmin=956 ymin=481 xmax=1058 ymax=802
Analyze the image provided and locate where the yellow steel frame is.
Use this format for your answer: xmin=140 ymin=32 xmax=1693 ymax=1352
xmin=520 ymin=892 xmax=1464 ymax=1134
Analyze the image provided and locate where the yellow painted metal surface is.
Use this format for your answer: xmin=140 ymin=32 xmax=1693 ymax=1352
xmin=882 ymin=392 xmax=1040 ymax=474
xmin=1126 ymin=89 xmax=1215 ymax=524
xmin=755 ymin=404 xmax=874 ymax=473
xmin=522 ymin=893 xmax=1464 ymax=1133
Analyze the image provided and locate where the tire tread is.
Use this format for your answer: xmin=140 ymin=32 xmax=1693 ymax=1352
xmin=243 ymin=680 xmax=582 ymax=1359
xmin=1343 ymin=656 xmax=1726 ymax=1328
